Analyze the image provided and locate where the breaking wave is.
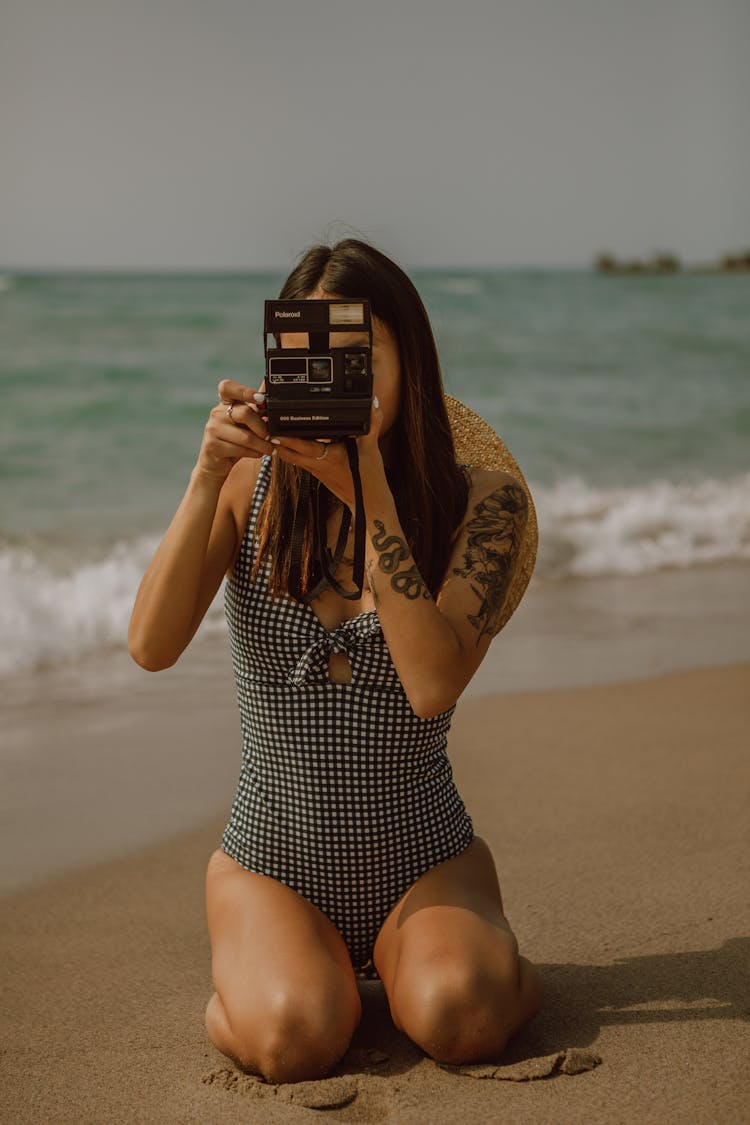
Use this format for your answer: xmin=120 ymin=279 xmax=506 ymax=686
xmin=1 ymin=470 xmax=749 ymax=675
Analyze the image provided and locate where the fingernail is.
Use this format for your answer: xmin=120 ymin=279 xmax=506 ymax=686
xmin=270 ymin=438 xmax=281 ymax=445
xmin=373 ymin=395 xmax=380 ymax=409
xmin=253 ymin=392 xmax=266 ymax=403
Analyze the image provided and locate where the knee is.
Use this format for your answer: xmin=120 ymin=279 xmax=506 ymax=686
xmin=253 ymin=988 xmax=359 ymax=1083
xmin=391 ymin=956 xmax=529 ymax=1065
xmin=206 ymin=982 xmax=362 ymax=1084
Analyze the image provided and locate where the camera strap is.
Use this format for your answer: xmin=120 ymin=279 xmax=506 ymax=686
xmin=287 ymin=438 xmax=367 ymax=604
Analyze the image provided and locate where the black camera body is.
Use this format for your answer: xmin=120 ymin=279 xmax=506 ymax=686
xmin=264 ymin=298 xmax=373 ymax=439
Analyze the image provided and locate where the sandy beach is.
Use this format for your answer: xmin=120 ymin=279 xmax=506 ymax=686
xmin=2 ymin=590 xmax=749 ymax=1124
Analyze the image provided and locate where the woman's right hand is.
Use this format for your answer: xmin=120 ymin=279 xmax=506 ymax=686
xmin=195 ymin=379 xmax=274 ymax=481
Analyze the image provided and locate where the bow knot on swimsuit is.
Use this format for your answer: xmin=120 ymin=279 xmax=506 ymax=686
xmin=287 ymin=613 xmax=382 ymax=686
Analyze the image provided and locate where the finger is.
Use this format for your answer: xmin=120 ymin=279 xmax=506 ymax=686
xmin=212 ymin=422 xmax=275 ymax=459
xmin=269 ymin=435 xmax=337 ymax=461
xmin=219 ymin=400 xmax=269 ymax=435
xmin=217 ymin=378 xmax=261 ymax=405
xmin=208 ymin=406 xmax=272 ymax=451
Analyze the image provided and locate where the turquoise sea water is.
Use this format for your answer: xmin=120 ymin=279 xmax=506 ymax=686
xmin=1 ymin=269 xmax=749 ymax=674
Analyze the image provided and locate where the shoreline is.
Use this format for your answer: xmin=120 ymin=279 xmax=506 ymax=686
xmin=2 ymin=561 xmax=749 ymax=894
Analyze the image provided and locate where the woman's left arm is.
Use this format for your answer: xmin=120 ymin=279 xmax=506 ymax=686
xmin=359 ymin=464 xmax=528 ymax=717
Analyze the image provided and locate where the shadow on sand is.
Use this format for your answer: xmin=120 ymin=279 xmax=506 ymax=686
xmin=509 ymin=936 xmax=750 ymax=1061
xmin=350 ymin=937 xmax=749 ymax=1072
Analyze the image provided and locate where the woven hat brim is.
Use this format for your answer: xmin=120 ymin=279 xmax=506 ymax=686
xmin=445 ymin=394 xmax=538 ymax=632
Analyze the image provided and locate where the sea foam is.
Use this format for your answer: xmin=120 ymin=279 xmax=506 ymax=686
xmin=536 ymin=471 xmax=750 ymax=578
xmin=1 ymin=472 xmax=749 ymax=677
xmin=0 ymin=536 xmax=226 ymax=678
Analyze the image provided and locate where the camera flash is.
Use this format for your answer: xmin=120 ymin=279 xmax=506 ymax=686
xmin=329 ymin=303 xmax=364 ymax=326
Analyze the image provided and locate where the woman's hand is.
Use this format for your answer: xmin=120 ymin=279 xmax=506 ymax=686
xmin=270 ymin=396 xmax=387 ymax=510
xmin=196 ymin=379 xmax=275 ymax=482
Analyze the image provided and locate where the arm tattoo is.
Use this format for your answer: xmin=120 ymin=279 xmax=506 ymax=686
xmin=371 ymin=522 xmax=408 ymax=573
xmin=452 ymin=484 xmax=528 ymax=642
xmin=371 ymin=520 xmax=431 ymax=601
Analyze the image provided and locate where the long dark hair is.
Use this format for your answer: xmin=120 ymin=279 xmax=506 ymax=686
xmin=254 ymin=238 xmax=468 ymax=598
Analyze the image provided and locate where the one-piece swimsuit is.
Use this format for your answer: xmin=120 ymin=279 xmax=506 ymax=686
xmin=221 ymin=455 xmax=474 ymax=968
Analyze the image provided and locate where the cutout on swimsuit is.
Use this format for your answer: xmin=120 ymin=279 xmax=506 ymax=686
xmin=328 ymin=651 xmax=353 ymax=684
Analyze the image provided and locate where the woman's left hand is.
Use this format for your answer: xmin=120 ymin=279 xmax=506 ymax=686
xmin=268 ymin=396 xmax=386 ymax=510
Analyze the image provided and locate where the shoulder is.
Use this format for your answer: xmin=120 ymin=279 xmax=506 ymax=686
xmin=448 ymin=466 xmax=530 ymax=590
xmin=437 ymin=466 xmax=530 ymax=645
xmin=219 ymin=457 xmax=266 ymax=549
xmin=459 ymin=467 xmax=529 ymax=528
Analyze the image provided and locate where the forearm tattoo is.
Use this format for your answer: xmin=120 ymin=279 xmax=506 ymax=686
xmin=452 ymin=484 xmax=529 ymax=642
xmin=371 ymin=520 xmax=431 ymax=601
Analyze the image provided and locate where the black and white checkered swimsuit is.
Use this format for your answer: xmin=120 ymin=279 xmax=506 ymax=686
xmin=221 ymin=456 xmax=474 ymax=968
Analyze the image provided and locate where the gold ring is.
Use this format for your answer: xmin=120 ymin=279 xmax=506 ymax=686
xmin=314 ymin=443 xmax=330 ymax=461
xmin=226 ymin=402 xmax=237 ymax=423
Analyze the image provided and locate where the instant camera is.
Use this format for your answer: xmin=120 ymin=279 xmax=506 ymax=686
xmin=264 ymin=298 xmax=373 ymax=439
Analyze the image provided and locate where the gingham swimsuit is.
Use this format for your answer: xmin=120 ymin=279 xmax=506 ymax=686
xmin=221 ymin=456 xmax=474 ymax=968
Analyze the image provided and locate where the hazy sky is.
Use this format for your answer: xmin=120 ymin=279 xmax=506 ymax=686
xmin=1 ymin=0 xmax=748 ymax=269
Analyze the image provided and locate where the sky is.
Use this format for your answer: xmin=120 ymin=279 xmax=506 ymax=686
xmin=1 ymin=0 xmax=748 ymax=270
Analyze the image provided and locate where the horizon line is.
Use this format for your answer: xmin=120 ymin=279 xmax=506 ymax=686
xmin=0 ymin=261 xmax=625 ymax=276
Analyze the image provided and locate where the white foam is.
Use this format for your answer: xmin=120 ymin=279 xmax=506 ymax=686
xmin=1 ymin=471 xmax=749 ymax=677
xmin=536 ymin=472 xmax=750 ymax=578
xmin=0 ymin=536 xmax=226 ymax=677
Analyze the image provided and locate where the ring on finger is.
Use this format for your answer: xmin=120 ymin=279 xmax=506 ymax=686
xmin=226 ymin=402 xmax=238 ymax=423
xmin=314 ymin=442 xmax=330 ymax=461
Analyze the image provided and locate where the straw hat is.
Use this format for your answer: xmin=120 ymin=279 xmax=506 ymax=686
xmin=445 ymin=394 xmax=538 ymax=631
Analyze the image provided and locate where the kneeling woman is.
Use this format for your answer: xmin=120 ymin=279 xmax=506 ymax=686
xmin=129 ymin=238 xmax=542 ymax=1084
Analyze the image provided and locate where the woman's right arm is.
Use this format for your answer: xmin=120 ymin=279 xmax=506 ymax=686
xmin=128 ymin=380 xmax=273 ymax=671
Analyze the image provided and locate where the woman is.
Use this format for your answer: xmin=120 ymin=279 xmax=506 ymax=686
xmin=129 ymin=238 xmax=542 ymax=1084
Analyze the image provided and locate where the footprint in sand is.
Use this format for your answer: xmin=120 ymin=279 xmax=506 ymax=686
xmin=202 ymin=1064 xmax=391 ymax=1116
xmin=437 ymin=1046 xmax=602 ymax=1081
xmin=202 ymin=1066 xmax=358 ymax=1108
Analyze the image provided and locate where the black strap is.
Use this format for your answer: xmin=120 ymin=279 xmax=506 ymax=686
xmin=305 ymin=483 xmax=350 ymax=602
xmin=288 ymin=439 xmax=366 ymax=603
xmin=346 ymin=438 xmax=366 ymax=600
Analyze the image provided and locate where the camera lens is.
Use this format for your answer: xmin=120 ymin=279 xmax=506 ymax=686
xmin=309 ymin=358 xmax=332 ymax=383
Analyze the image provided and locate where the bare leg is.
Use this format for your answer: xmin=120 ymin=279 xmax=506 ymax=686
xmin=373 ymin=837 xmax=542 ymax=1064
xmin=205 ymin=849 xmax=362 ymax=1083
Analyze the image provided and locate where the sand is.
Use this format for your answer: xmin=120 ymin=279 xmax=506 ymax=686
xmin=2 ymin=654 xmax=749 ymax=1123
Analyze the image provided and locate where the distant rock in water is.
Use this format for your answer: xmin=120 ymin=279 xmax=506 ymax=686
xmin=594 ymin=250 xmax=750 ymax=275
xmin=719 ymin=251 xmax=750 ymax=272
xmin=595 ymin=252 xmax=681 ymax=275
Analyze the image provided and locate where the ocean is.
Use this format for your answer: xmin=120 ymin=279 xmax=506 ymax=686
xmin=1 ymin=269 xmax=749 ymax=679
